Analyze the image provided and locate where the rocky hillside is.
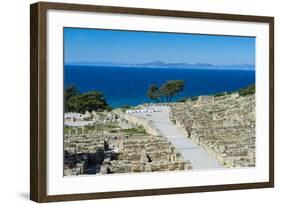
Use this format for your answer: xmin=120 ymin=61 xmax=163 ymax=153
xmin=170 ymin=93 xmax=255 ymax=168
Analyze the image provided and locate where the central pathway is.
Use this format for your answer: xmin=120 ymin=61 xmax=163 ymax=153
xmin=131 ymin=106 xmax=222 ymax=169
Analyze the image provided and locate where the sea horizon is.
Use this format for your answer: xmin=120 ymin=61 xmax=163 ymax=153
xmin=64 ymin=62 xmax=255 ymax=71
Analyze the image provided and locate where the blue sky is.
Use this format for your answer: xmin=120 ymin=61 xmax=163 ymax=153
xmin=64 ymin=27 xmax=255 ymax=65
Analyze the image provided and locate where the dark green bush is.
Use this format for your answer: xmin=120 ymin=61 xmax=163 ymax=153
xmin=65 ymin=85 xmax=111 ymax=113
xmin=214 ymin=92 xmax=226 ymax=97
xmin=190 ymin=96 xmax=198 ymax=101
xmin=238 ymin=84 xmax=255 ymax=96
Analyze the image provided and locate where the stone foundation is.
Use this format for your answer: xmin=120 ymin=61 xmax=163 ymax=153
xmin=113 ymin=109 xmax=162 ymax=136
xmin=170 ymin=94 xmax=255 ymax=168
xmin=64 ymin=133 xmax=191 ymax=176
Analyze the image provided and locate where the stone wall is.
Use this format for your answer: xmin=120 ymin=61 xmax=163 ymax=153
xmin=64 ymin=133 xmax=192 ymax=176
xmin=170 ymin=93 xmax=255 ymax=168
xmin=113 ymin=109 xmax=161 ymax=136
xmin=100 ymin=135 xmax=191 ymax=174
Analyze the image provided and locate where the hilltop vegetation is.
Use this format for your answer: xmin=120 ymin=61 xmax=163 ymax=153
xmin=65 ymin=85 xmax=111 ymax=113
xmin=177 ymin=84 xmax=255 ymax=102
xmin=238 ymin=84 xmax=255 ymax=96
xmin=212 ymin=84 xmax=255 ymax=98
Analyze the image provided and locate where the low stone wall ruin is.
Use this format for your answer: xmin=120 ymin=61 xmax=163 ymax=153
xmin=170 ymin=94 xmax=255 ymax=168
xmin=113 ymin=109 xmax=161 ymax=136
xmin=64 ymin=133 xmax=192 ymax=176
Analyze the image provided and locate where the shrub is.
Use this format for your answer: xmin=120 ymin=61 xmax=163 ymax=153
xmin=214 ymin=92 xmax=226 ymax=97
xmin=238 ymin=84 xmax=255 ymax=96
xmin=177 ymin=97 xmax=189 ymax=102
xmin=190 ymin=96 xmax=198 ymax=101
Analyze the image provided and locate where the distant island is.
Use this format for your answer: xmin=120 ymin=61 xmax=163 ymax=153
xmin=65 ymin=61 xmax=255 ymax=70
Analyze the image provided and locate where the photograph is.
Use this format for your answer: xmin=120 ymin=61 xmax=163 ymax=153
xmin=29 ymin=2 xmax=274 ymax=202
xmin=63 ymin=27 xmax=256 ymax=176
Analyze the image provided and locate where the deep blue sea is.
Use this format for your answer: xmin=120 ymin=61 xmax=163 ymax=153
xmin=64 ymin=65 xmax=255 ymax=108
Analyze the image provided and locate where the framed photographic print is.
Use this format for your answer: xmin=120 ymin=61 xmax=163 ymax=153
xmin=30 ymin=1 xmax=274 ymax=202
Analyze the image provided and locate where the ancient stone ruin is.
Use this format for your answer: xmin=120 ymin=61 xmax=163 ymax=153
xmin=64 ymin=111 xmax=192 ymax=176
xmin=170 ymin=93 xmax=255 ymax=168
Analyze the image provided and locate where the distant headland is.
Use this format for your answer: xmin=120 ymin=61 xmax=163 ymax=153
xmin=65 ymin=61 xmax=255 ymax=70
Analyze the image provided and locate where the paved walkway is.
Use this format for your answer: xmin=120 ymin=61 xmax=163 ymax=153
xmin=131 ymin=106 xmax=222 ymax=170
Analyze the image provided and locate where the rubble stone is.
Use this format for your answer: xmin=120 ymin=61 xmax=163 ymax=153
xmin=170 ymin=94 xmax=255 ymax=168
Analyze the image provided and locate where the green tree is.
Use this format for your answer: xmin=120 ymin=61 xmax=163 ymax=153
xmin=65 ymin=85 xmax=80 ymax=112
xmin=160 ymin=80 xmax=185 ymax=102
xmin=147 ymin=84 xmax=160 ymax=102
xmin=147 ymin=80 xmax=185 ymax=103
xmin=68 ymin=91 xmax=111 ymax=113
xmin=65 ymin=85 xmax=111 ymax=113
